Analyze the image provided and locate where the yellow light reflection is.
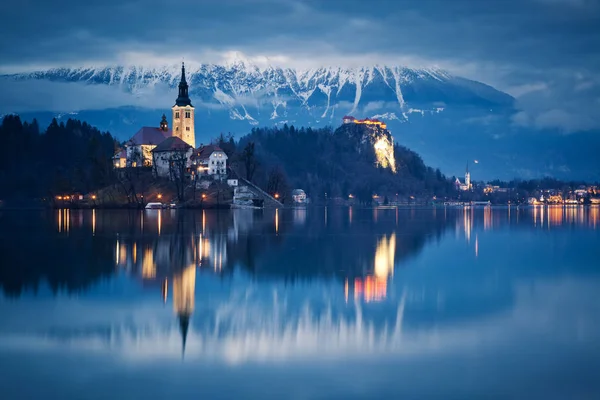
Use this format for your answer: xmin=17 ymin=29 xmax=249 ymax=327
xmin=142 ymin=247 xmax=156 ymax=279
xmin=133 ymin=242 xmax=137 ymax=265
xmin=173 ymin=264 xmax=196 ymax=318
xmin=590 ymin=206 xmax=599 ymax=229
xmin=92 ymin=209 xmax=96 ymax=235
xmin=157 ymin=210 xmax=162 ymax=235
xmin=374 ymin=233 xmax=396 ymax=280
xmin=484 ymin=206 xmax=492 ymax=230
xmin=275 ymin=208 xmax=279 ymax=234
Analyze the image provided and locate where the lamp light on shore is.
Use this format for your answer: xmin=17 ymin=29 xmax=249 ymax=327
xmin=157 ymin=194 xmax=162 ymax=200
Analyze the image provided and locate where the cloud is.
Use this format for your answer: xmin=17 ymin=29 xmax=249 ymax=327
xmin=0 ymin=0 xmax=598 ymax=131
xmin=0 ymin=78 xmax=225 ymax=113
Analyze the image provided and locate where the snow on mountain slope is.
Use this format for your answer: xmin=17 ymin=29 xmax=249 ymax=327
xmin=3 ymin=62 xmax=514 ymax=126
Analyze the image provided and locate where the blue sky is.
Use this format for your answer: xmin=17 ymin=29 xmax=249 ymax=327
xmin=0 ymin=0 xmax=599 ymax=131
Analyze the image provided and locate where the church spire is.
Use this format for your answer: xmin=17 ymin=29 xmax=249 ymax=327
xmin=175 ymin=62 xmax=192 ymax=107
xmin=160 ymin=114 xmax=169 ymax=131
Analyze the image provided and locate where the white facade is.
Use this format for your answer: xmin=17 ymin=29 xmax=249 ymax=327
xmin=193 ymin=149 xmax=228 ymax=177
xmin=208 ymin=151 xmax=228 ymax=175
xmin=227 ymin=179 xmax=239 ymax=187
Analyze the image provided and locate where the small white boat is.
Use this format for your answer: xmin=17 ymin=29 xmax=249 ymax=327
xmin=145 ymin=202 xmax=163 ymax=209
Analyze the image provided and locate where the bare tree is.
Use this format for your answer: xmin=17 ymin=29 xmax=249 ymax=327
xmin=168 ymin=150 xmax=190 ymax=202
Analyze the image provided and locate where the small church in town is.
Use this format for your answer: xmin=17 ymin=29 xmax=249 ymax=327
xmin=113 ymin=63 xmax=228 ymax=180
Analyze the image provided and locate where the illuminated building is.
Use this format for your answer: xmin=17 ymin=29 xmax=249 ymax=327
xmin=171 ymin=63 xmax=196 ymax=148
xmin=120 ymin=62 xmax=196 ymax=168
xmin=342 ymin=115 xmax=387 ymax=129
xmin=173 ymin=264 xmax=196 ymax=356
xmin=341 ymin=116 xmax=396 ymax=173
xmin=456 ymin=162 xmax=472 ymax=191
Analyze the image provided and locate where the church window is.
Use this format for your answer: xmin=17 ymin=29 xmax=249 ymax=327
xmin=186 ymin=127 xmax=190 ymax=131
xmin=176 ymin=127 xmax=179 ymax=131
xmin=175 ymin=112 xmax=180 ymax=119
xmin=185 ymin=111 xmax=191 ymax=118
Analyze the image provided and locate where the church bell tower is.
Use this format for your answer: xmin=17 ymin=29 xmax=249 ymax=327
xmin=172 ymin=62 xmax=195 ymax=148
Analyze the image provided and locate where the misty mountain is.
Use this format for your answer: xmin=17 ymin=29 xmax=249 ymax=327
xmin=2 ymin=60 xmax=598 ymax=181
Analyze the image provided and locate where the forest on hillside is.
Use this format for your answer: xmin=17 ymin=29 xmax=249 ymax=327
xmin=0 ymin=115 xmax=117 ymax=200
xmin=228 ymin=124 xmax=456 ymax=203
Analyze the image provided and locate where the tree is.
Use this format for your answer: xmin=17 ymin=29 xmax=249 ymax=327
xmin=266 ymin=166 xmax=289 ymax=203
xmin=168 ymin=150 xmax=190 ymax=202
xmin=241 ymin=142 xmax=258 ymax=181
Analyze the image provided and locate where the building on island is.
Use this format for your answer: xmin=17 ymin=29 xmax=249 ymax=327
xmin=125 ymin=115 xmax=171 ymax=167
xmin=190 ymin=145 xmax=228 ymax=178
xmin=171 ymin=63 xmax=195 ymax=148
xmin=113 ymin=149 xmax=126 ymax=168
xmin=151 ymin=136 xmax=193 ymax=179
xmin=342 ymin=115 xmax=387 ymax=129
xmin=117 ymin=62 xmax=229 ymax=182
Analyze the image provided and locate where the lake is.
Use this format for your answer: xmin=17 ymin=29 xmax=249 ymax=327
xmin=0 ymin=206 xmax=599 ymax=399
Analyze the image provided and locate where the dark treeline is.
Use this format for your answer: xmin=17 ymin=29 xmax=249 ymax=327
xmin=0 ymin=115 xmax=118 ymax=199
xmin=229 ymin=123 xmax=455 ymax=203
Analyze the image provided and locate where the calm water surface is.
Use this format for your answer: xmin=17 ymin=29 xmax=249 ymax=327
xmin=0 ymin=206 xmax=599 ymax=399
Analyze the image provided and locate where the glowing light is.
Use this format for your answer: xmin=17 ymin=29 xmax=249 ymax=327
xmin=91 ymin=195 xmax=97 ymax=200
xmin=373 ymin=135 xmax=397 ymax=173
xmin=142 ymin=247 xmax=156 ymax=279
xmin=157 ymin=210 xmax=162 ymax=235
xmin=157 ymin=194 xmax=162 ymax=200
xmin=275 ymin=208 xmax=279 ymax=234
xmin=374 ymin=233 xmax=396 ymax=279
xmin=92 ymin=209 xmax=96 ymax=235
xmin=173 ymin=265 xmax=196 ymax=317
xmin=274 ymin=193 xmax=280 ymax=199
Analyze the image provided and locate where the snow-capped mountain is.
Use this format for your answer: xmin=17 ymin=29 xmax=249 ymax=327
xmin=7 ymin=61 xmax=513 ymax=126
xmin=2 ymin=61 xmax=599 ymax=181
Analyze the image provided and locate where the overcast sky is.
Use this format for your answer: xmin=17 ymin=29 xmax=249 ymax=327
xmin=1 ymin=0 xmax=599 ymax=131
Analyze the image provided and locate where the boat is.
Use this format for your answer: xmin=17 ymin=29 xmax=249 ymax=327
xmin=145 ymin=202 xmax=163 ymax=210
xmin=292 ymin=189 xmax=309 ymax=206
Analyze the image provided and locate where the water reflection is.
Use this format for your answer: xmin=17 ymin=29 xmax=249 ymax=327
xmin=0 ymin=206 xmax=599 ymax=398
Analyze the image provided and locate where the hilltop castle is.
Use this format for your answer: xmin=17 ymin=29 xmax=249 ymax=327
xmin=342 ymin=115 xmax=387 ymax=129
xmin=113 ymin=63 xmax=228 ymax=180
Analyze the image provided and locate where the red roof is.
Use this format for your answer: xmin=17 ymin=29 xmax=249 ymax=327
xmin=127 ymin=127 xmax=171 ymax=146
xmin=191 ymin=144 xmax=225 ymax=161
xmin=113 ymin=149 xmax=127 ymax=158
xmin=151 ymin=136 xmax=192 ymax=153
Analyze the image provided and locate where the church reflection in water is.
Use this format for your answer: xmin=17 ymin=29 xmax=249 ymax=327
xmin=2 ymin=206 xmax=599 ymax=362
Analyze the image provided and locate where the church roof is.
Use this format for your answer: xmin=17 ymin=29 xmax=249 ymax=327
xmin=191 ymin=145 xmax=226 ymax=161
xmin=127 ymin=127 xmax=171 ymax=146
xmin=113 ymin=149 xmax=127 ymax=159
xmin=151 ymin=136 xmax=192 ymax=153
xmin=175 ymin=62 xmax=193 ymax=107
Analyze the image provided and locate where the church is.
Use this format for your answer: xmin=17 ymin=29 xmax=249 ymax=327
xmin=113 ymin=63 xmax=228 ymax=179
